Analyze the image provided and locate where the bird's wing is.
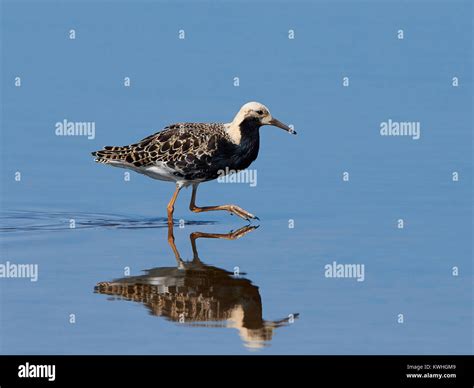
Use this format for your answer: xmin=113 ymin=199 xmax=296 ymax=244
xmin=92 ymin=123 xmax=230 ymax=176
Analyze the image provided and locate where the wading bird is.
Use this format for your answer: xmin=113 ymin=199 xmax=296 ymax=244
xmin=91 ymin=102 xmax=295 ymax=223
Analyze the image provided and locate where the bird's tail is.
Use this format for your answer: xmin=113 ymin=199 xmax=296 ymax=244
xmin=91 ymin=146 xmax=133 ymax=165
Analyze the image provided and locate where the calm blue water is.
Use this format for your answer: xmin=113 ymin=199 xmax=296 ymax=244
xmin=1 ymin=0 xmax=472 ymax=354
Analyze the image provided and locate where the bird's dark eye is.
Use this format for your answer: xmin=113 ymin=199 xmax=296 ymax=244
xmin=256 ymin=110 xmax=264 ymax=115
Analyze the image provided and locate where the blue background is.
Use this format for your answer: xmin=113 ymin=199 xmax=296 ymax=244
xmin=1 ymin=0 xmax=472 ymax=354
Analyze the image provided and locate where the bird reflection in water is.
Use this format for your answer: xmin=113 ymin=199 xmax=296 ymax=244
xmin=94 ymin=224 xmax=298 ymax=349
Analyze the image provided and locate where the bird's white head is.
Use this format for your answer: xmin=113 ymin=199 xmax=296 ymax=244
xmin=232 ymin=101 xmax=296 ymax=135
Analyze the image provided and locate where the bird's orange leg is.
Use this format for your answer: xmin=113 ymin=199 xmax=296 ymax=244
xmin=189 ymin=184 xmax=258 ymax=221
xmin=167 ymin=184 xmax=182 ymax=224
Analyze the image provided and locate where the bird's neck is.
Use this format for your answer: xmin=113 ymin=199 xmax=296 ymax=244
xmin=228 ymin=119 xmax=260 ymax=170
xmin=226 ymin=117 xmax=261 ymax=146
xmin=238 ymin=117 xmax=260 ymax=149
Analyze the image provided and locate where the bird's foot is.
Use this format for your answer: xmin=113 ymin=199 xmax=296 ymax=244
xmin=228 ymin=205 xmax=258 ymax=221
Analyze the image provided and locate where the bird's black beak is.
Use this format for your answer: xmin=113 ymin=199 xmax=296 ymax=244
xmin=268 ymin=118 xmax=297 ymax=135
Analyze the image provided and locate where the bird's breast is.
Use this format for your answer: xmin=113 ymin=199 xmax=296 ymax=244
xmin=223 ymin=132 xmax=260 ymax=171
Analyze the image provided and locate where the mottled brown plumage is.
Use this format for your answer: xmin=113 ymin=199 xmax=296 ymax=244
xmin=92 ymin=123 xmax=236 ymax=181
